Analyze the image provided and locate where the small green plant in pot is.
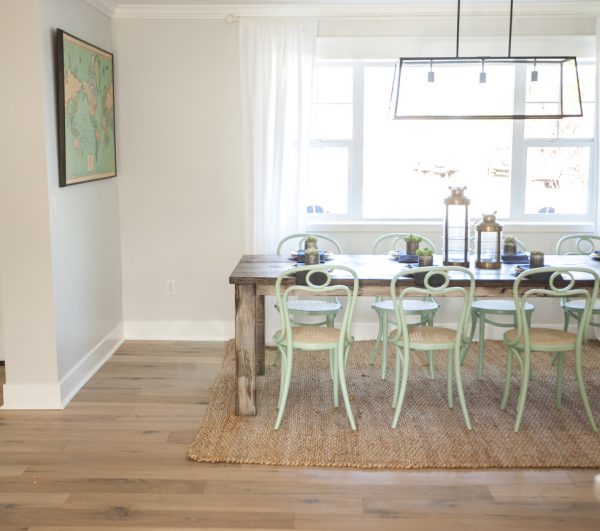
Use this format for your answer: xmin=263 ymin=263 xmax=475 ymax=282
xmin=503 ymin=235 xmax=518 ymax=256
xmin=304 ymin=235 xmax=318 ymax=250
xmin=404 ymin=234 xmax=422 ymax=255
xmin=416 ymin=247 xmax=434 ymax=267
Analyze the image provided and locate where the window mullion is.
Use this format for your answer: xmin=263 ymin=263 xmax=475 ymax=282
xmin=348 ymin=63 xmax=364 ymax=220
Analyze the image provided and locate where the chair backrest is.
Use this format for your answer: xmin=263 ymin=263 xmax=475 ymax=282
xmin=389 ymin=266 xmax=474 ymax=345
xmin=274 ymin=264 xmax=359 ymax=345
xmin=510 ymin=267 xmax=600 ymax=348
xmin=372 ymin=233 xmax=437 ymax=254
xmin=555 ymin=234 xmax=600 ymax=255
xmin=277 ymin=233 xmax=343 ymax=256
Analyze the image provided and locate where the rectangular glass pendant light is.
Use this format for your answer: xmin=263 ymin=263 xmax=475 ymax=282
xmin=390 ymin=1 xmax=583 ymax=120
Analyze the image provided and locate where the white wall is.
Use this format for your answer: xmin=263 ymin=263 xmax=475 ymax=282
xmin=113 ymin=12 xmax=598 ymax=343
xmin=113 ymin=19 xmax=245 ymax=340
xmin=0 ymin=0 xmax=123 ymax=408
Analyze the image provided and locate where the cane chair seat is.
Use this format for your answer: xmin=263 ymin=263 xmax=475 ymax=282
xmin=273 ymin=264 xmax=359 ymax=431
xmin=274 ymin=326 xmax=341 ymax=346
xmin=275 ymin=233 xmax=343 ymax=331
xmin=371 ymin=233 xmax=439 ymax=379
xmin=503 ymin=328 xmax=577 ymax=349
xmin=501 ymin=266 xmax=600 ymax=432
xmin=388 ymin=266 xmax=474 ymax=430
xmin=555 ymin=234 xmax=600 ymax=332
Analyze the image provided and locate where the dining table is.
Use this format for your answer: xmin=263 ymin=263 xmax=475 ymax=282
xmin=229 ymin=253 xmax=600 ymax=416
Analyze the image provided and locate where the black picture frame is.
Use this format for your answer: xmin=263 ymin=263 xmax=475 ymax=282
xmin=56 ymin=29 xmax=117 ymax=187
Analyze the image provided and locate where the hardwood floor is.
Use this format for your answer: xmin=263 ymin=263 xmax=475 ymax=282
xmin=0 ymin=340 xmax=598 ymax=530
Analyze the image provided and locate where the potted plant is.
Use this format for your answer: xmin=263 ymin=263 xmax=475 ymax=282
xmin=503 ymin=235 xmax=518 ymax=256
xmin=529 ymin=249 xmax=544 ymax=268
xmin=416 ymin=247 xmax=434 ymax=267
xmin=404 ymin=234 xmax=422 ymax=255
xmin=304 ymin=235 xmax=318 ymax=250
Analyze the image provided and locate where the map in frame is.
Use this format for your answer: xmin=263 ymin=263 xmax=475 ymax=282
xmin=57 ymin=29 xmax=116 ymax=187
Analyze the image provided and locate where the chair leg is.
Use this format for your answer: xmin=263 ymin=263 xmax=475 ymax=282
xmin=371 ymin=310 xmax=384 ymax=366
xmin=447 ymin=348 xmax=453 ymax=409
xmin=574 ymin=343 xmax=598 ymax=432
xmin=453 ymin=345 xmax=472 ymax=430
xmin=500 ymin=348 xmax=514 ymax=410
xmin=332 ymin=348 xmax=339 ymax=408
xmin=275 ymin=346 xmax=294 ymax=429
xmin=464 ymin=309 xmax=478 ymax=366
xmin=427 ymin=312 xmax=436 ymax=379
xmin=380 ymin=315 xmax=389 ymax=379
xmin=391 ymin=346 xmax=410 ymax=428
xmin=337 ymin=344 xmax=356 ymax=430
xmin=514 ymin=352 xmax=531 ymax=432
xmin=563 ymin=311 xmax=570 ymax=332
xmin=477 ymin=312 xmax=486 ymax=380
xmin=392 ymin=344 xmax=401 ymax=408
xmin=277 ymin=346 xmax=287 ymax=409
xmin=427 ymin=351 xmax=436 ymax=379
xmin=555 ymin=352 xmax=565 ymax=409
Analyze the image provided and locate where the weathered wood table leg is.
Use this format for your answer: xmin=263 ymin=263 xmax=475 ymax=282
xmin=235 ymin=284 xmax=256 ymax=415
xmin=256 ymin=294 xmax=265 ymax=376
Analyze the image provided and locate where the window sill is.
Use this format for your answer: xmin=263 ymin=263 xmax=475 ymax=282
xmin=306 ymin=219 xmax=596 ymax=234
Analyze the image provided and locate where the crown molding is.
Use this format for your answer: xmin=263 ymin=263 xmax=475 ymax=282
xmin=111 ymin=2 xmax=600 ymax=20
xmin=85 ymin=0 xmax=118 ymax=17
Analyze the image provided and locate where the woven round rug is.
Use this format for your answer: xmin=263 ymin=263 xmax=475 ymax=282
xmin=188 ymin=340 xmax=600 ymax=468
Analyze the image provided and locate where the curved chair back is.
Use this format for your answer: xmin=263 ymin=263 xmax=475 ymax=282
xmin=274 ymin=264 xmax=358 ymax=347
xmin=390 ymin=266 xmax=474 ymax=348
xmin=372 ymin=233 xmax=437 ymax=254
xmin=277 ymin=233 xmax=343 ymax=256
xmin=555 ymin=234 xmax=600 ymax=255
xmin=509 ymin=267 xmax=600 ymax=348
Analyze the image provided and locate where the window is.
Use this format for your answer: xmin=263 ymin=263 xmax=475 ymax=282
xmin=307 ymin=61 xmax=596 ymax=222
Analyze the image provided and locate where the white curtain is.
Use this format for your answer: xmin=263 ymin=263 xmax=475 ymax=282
xmin=239 ymin=18 xmax=317 ymax=253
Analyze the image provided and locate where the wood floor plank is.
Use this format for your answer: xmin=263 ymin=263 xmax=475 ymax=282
xmin=0 ymin=340 xmax=598 ymax=530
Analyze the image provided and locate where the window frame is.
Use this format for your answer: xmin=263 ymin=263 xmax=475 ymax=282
xmin=307 ymin=59 xmax=597 ymax=225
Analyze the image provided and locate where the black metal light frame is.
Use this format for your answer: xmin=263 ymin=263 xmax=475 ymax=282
xmin=390 ymin=0 xmax=583 ymax=120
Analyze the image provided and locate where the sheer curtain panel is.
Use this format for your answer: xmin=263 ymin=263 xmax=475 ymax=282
xmin=239 ymin=18 xmax=317 ymax=253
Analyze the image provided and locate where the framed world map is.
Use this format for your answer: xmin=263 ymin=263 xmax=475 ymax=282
xmin=56 ymin=29 xmax=116 ymax=187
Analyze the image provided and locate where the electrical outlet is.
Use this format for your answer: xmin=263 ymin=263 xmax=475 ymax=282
xmin=166 ymin=279 xmax=176 ymax=295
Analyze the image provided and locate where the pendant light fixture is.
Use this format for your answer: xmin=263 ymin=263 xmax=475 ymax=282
xmin=390 ymin=0 xmax=583 ymax=120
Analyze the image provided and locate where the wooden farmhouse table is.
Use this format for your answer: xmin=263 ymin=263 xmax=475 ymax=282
xmin=229 ymin=253 xmax=600 ymax=416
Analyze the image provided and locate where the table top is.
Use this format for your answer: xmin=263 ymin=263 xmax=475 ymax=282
xmin=229 ymin=254 xmax=600 ymax=287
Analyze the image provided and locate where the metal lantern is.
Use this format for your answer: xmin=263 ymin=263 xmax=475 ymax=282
xmin=476 ymin=213 xmax=502 ymax=269
xmin=443 ymin=187 xmax=470 ymax=266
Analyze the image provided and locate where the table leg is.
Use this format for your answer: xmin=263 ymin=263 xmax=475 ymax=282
xmin=256 ymin=294 xmax=265 ymax=376
xmin=235 ymin=284 xmax=256 ymax=416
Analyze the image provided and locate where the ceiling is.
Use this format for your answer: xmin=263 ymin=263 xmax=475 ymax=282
xmin=86 ymin=0 xmax=600 ymax=18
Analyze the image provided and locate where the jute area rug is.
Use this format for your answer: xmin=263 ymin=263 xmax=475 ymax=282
xmin=188 ymin=339 xmax=600 ymax=469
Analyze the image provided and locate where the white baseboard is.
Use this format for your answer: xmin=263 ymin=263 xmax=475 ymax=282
xmin=1 ymin=323 xmax=124 ymax=410
xmin=59 ymin=322 xmax=124 ymax=407
xmin=124 ymin=320 xmax=233 ymax=340
xmin=1 ymin=383 xmax=63 ymax=409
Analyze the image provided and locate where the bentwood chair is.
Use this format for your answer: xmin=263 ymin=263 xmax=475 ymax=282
xmin=371 ymin=233 xmax=439 ymax=379
xmin=276 ymin=233 xmax=343 ymax=328
xmin=389 ymin=266 xmax=474 ymax=430
xmin=501 ymin=266 xmax=600 ymax=432
xmin=466 ymin=238 xmax=534 ymax=379
xmin=555 ymin=234 xmax=600 ymax=332
xmin=273 ymin=264 xmax=358 ymax=430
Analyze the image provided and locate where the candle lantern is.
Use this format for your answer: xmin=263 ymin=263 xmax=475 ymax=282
xmin=476 ymin=213 xmax=502 ymax=269
xmin=443 ymin=187 xmax=470 ymax=266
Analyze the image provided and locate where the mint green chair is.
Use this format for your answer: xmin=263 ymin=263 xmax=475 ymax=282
xmin=555 ymin=234 xmax=600 ymax=332
xmin=388 ymin=266 xmax=474 ymax=430
xmin=276 ymin=233 xmax=343 ymax=328
xmin=501 ymin=266 xmax=599 ymax=432
xmin=466 ymin=238 xmax=534 ymax=379
xmin=273 ymin=264 xmax=358 ymax=430
xmin=371 ymin=233 xmax=439 ymax=379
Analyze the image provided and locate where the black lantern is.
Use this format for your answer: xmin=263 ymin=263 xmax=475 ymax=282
xmin=443 ymin=187 xmax=470 ymax=266
xmin=476 ymin=213 xmax=502 ymax=269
